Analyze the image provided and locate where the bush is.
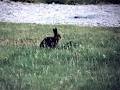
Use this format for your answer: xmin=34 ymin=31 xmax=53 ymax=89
xmin=45 ymin=0 xmax=66 ymax=4
xmin=10 ymin=0 xmax=120 ymax=4
xmin=66 ymin=0 xmax=120 ymax=4
xmin=10 ymin=0 xmax=35 ymax=3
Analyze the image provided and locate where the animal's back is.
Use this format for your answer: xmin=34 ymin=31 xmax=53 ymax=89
xmin=40 ymin=37 xmax=57 ymax=48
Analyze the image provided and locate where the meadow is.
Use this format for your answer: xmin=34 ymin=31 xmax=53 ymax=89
xmin=0 ymin=22 xmax=120 ymax=90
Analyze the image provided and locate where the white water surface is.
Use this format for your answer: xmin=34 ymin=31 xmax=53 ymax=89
xmin=0 ymin=1 xmax=120 ymax=27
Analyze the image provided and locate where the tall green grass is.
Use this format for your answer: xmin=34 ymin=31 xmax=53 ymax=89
xmin=0 ymin=22 xmax=120 ymax=90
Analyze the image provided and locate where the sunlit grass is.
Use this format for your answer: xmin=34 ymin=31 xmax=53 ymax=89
xmin=0 ymin=22 xmax=120 ymax=90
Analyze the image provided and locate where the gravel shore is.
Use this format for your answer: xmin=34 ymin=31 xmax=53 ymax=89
xmin=0 ymin=1 xmax=120 ymax=27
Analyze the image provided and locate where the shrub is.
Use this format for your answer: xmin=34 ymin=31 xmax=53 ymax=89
xmin=45 ymin=0 xmax=66 ymax=4
xmin=10 ymin=0 xmax=120 ymax=4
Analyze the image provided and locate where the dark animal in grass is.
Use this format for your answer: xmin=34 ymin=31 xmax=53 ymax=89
xmin=40 ymin=28 xmax=61 ymax=48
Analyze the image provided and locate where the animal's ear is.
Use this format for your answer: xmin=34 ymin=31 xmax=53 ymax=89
xmin=53 ymin=27 xmax=58 ymax=35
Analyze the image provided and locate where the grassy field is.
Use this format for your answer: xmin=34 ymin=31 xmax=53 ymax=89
xmin=0 ymin=22 xmax=120 ymax=90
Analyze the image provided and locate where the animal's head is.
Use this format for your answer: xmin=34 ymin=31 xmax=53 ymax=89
xmin=53 ymin=27 xmax=61 ymax=40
